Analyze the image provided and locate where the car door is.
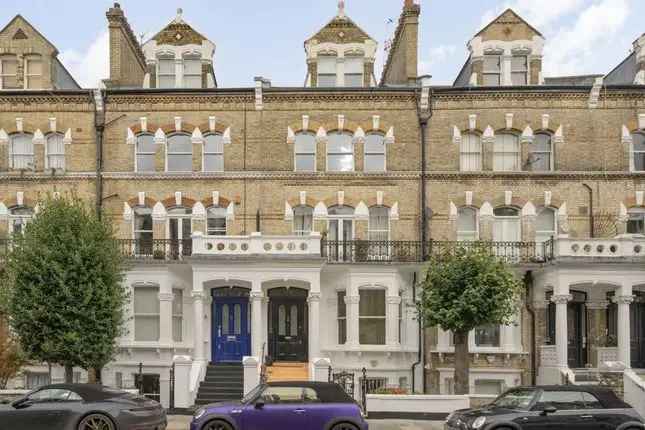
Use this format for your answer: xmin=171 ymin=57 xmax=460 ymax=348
xmin=242 ymin=386 xmax=308 ymax=430
xmin=3 ymin=389 xmax=71 ymax=430
xmin=521 ymin=390 xmax=593 ymax=430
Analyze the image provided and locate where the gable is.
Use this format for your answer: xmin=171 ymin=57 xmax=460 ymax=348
xmin=0 ymin=15 xmax=58 ymax=54
xmin=476 ymin=9 xmax=542 ymax=42
xmin=307 ymin=16 xmax=374 ymax=45
xmin=151 ymin=21 xmax=207 ymax=46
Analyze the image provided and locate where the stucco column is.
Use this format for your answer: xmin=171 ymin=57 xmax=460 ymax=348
xmin=336 ymin=56 xmax=345 ymax=87
xmin=551 ymin=294 xmax=571 ymax=369
xmin=345 ymin=285 xmax=360 ymax=347
xmin=308 ymin=292 xmax=321 ymax=359
xmin=174 ymin=59 xmax=183 ymax=88
xmin=158 ymin=291 xmax=174 ymax=345
xmin=386 ymin=295 xmax=402 ymax=346
xmin=614 ymin=289 xmax=634 ymax=368
xmin=192 ymin=291 xmax=205 ymax=361
xmin=250 ymin=291 xmax=264 ymax=358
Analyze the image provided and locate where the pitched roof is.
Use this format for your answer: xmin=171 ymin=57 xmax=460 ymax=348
xmin=0 ymin=14 xmax=59 ymax=54
xmin=149 ymin=10 xmax=208 ymax=46
xmin=306 ymin=11 xmax=374 ymax=45
xmin=475 ymin=8 xmax=543 ymax=38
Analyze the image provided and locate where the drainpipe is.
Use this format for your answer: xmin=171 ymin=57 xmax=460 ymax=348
xmin=582 ymin=183 xmax=594 ymax=238
xmin=525 ymin=271 xmax=537 ymax=385
xmin=410 ymin=271 xmax=424 ymax=393
xmin=93 ymin=89 xmax=106 ymax=218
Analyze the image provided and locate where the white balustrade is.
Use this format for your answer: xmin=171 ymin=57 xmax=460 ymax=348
xmin=192 ymin=231 xmax=321 ymax=257
xmin=556 ymin=237 xmax=645 ymax=258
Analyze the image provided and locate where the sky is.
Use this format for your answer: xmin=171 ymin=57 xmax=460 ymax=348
xmin=0 ymin=0 xmax=643 ymax=88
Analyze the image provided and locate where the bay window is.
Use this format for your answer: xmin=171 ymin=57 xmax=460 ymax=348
xmin=359 ymin=289 xmax=386 ymax=345
xmin=493 ymin=134 xmax=520 ymax=171
xmin=134 ymin=286 xmax=160 ymax=341
xmin=9 ymin=133 xmax=34 ymax=169
xmin=460 ymin=133 xmax=482 ymax=171
xmin=327 ymin=132 xmax=354 ymax=172
xmin=166 ymin=133 xmax=192 ymax=172
xmin=203 ymin=134 xmax=224 ymax=172
xmin=46 ymin=133 xmax=65 ymax=170
xmin=294 ymin=132 xmax=316 ymax=172
xmin=364 ymin=133 xmax=386 ymax=172
xmin=293 ymin=205 xmax=313 ymax=236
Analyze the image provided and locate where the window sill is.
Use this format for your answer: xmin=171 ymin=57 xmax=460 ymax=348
xmin=118 ymin=341 xmax=193 ymax=350
xmin=431 ymin=347 xmax=525 ymax=354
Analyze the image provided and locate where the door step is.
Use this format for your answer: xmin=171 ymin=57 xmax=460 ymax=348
xmin=266 ymin=363 xmax=309 ymax=382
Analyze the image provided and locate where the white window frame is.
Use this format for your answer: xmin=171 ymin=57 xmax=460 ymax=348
xmin=457 ymin=207 xmax=479 ymax=241
xmin=493 ymin=133 xmax=520 ymax=172
xmin=358 ymin=287 xmax=387 ymax=346
xmin=317 ymin=55 xmax=338 ymax=88
xmin=0 ymin=55 xmax=19 ymax=89
xmin=364 ymin=133 xmax=386 ymax=173
xmin=45 ymin=133 xmax=65 ymax=171
xmin=627 ymin=208 xmax=645 ymax=235
xmin=165 ymin=133 xmax=193 ymax=173
xmin=337 ymin=290 xmax=347 ymax=345
xmin=203 ymin=133 xmax=224 ymax=172
xmin=460 ymin=133 xmax=482 ymax=172
xmin=24 ymin=55 xmax=43 ymax=90
xmin=156 ymin=54 xmax=176 ymax=89
xmin=172 ymin=288 xmax=183 ymax=342
xmin=368 ymin=206 xmax=390 ymax=241
xmin=133 ymin=285 xmax=160 ymax=342
xmin=133 ymin=206 xmax=153 ymax=240
xmin=536 ymin=207 xmax=557 ymax=243
xmin=8 ymin=133 xmax=34 ymax=170
xmin=530 ymin=133 xmax=554 ymax=172
xmin=511 ymin=55 xmax=528 ymax=86
xmin=482 ymin=54 xmax=502 ymax=86
xmin=182 ymin=54 xmax=202 ymax=88
xmin=292 ymin=205 xmax=313 ymax=236
xmin=135 ymin=133 xmax=156 ymax=173
xmin=326 ymin=132 xmax=355 ymax=172
xmin=207 ymin=206 xmax=227 ymax=236
xmin=294 ymin=132 xmax=317 ymax=172
xmin=632 ymin=132 xmax=645 ymax=172
xmin=344 ymin=55 xmax=364 ymax=87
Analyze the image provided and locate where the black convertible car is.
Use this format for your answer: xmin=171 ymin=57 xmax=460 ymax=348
xmin=0 ymin=383 xmax=166 ymax=430
xmin=445 ymin=385 xmax=644 ymax=430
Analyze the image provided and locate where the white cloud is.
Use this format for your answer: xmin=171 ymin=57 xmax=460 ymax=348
xmin=481 ymin=0 xmax=586 ymax=29
xmin=543 ymin=0 xmax=630 ymax=76
xmin=59 ymin=31 xmax=109 ymax=88
xmin=420 ymin=45 xmax=457 ymax=77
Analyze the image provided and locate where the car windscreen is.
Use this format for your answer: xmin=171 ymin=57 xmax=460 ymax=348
xmin=242 ymin=384 xmax=265 ymax=404
xmin=491 ymin=389 xmax=536 ymax=410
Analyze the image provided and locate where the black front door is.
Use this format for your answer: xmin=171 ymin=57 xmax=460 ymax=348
xmin=567 ymin=301 xmax=586 ymax=368
xmin=631 ymin=297 xmax=645 ymax=369
xmin=268 ymin=288 xmax=308 ymax=362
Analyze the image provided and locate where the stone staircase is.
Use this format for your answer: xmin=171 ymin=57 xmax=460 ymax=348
xmin=266 ymin=362 xmax=309 ymax=382
xmin=194 ymin=363 xmax=244 ymax=406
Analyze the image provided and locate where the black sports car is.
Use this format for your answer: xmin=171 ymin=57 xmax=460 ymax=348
xmin=445 ymin=385 xmax=644 ymax=430
xmin=0 ymin=383 xmax=166 ymax=430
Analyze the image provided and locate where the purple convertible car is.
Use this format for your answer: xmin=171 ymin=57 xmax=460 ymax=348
xmin=190 ymin=381 xmax=368 ymax=430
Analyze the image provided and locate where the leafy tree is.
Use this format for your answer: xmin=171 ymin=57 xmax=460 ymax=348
xmin=0 ymin=318 xmax=25 ymax=389
xmin=5 ymin=196 xmax=127 ymax=383
xmin=418 ymin=247 xmax=522 ymax=394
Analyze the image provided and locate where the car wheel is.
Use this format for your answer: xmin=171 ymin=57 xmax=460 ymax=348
xmin=202 ymin=420 xmax=233 ymax=430
xmin=331 ymin=423 xmax=359 ymax=430
xmin=77 ymin=413 xmax=115 ymax=430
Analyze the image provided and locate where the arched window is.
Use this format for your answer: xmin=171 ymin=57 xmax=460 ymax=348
xmin=460 ymin=133 xmax=482 ymax=171
xmin=627 ymin=208 xmax=645 ymax=235
xmin=9 ymin=206 xmax=33 ymax=235
xmin=530 ymin=133 xmax=553 ymax=171
xmin=294 ymin=132 xmax=316 ymax=172
xmin=166 ymin=133 xmax=193 ymax=172
xmin=135 ymin=134 xmax=156 ymax=172
xmin=493 ymin=207 xmax=520 ymax=242
xmin=45 ymin=133 xmax=65 ymax=170
xmin=368 ymin=206 xmax=390 ymax=241
xmin=493 ymin=134 xmax=520 ymax=171
xmin=364 ymin=133 xmax=386 ymax=172
xmin=317 ymin=55 xmax=337 ymax=87
xmin=327 ymin=132 xmax=354 ymax=172
xmin=293 ymin=205 xmax=313 ymax=236
xmin=182 ymin=53 xmax=202 ymax=88
xmin=536 ymin=207 xmax=557 ymax=242
xmin=207 ymin=206 xmax=227 ymax=236
xmin=203 ymin=134 xmax=224 ymax=172
xmin=0 ymin=54 xmax=19 ymax=89
xmin=457 ymin=207 xmax=478 ymax=241
xmin=633 ymin=133 xmax=645 ymax=172
xmin=157 ymin=54 xmax=175 ymax=88
xmin=9 ymin=133 xmax=34 ymax=170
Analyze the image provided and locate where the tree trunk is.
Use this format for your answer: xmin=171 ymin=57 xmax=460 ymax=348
xmin=454 ymin=330 xmax=470 ymax=395
xmin=64 ymin=365 xmax=73 ymax=383
xmin=87 ymin=368 xmax=96 ymax=384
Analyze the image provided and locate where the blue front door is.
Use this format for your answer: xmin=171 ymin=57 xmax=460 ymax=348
xmin=212 ymin=298 xmax=250 ymax=363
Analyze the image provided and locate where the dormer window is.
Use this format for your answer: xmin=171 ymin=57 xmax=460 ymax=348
xmin=157 ymin=54 xmax=176 ymax=88
xmin=182 ymin=53 xmax=201 ymax=88
xmin=0 ymin=55 xmax=19 ymax=89
xmin=483 ymin=54 xmax=501 ymax=86
xmin=344 ymin=55 xmax=364 ymax=87
xmin=511 ymin=55 xmax=528 ymax=85
xmin=317 ymin=55 xmax=337 ymax=87
xmin=25 ymin=56 xmax=42 ymax=89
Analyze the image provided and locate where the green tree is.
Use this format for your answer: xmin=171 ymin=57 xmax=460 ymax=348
xmin=418 ymin=247 xmax=522 ymax=394
xmin=5 ymin=196 xmax=127 ymax=383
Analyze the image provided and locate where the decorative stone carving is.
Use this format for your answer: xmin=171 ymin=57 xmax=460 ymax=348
xmin=550 ymin=294 xmax=572 ymax=305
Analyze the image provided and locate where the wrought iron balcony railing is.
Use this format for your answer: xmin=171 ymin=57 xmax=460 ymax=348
xmin=118 ymin=239 xmax=193 ymax=261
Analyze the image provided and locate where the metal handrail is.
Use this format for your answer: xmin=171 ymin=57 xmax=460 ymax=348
xmin=260 ymin=342 xmax=268 ymax=384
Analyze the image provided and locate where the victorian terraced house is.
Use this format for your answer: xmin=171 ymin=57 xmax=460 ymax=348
xmin=1 ymin=0 xmax=644 ymax=409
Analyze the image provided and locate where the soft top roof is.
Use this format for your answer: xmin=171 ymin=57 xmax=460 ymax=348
xmin=42 ymin=384 xmax=129 ymax=401
xmin=267 ymin=381 xmax=355 ymax=404
xmin=510 ymin=385 xmax=630 ymax=409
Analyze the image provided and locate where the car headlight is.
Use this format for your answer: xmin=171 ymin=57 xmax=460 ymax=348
xmin=472 ymin=416 xmax=486 ymax=429
xmin=193 ymin=408 xmax=206 ymax=420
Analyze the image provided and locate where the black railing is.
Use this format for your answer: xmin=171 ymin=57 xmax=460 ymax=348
xmin=118 ymin=239 xmax=192 ymax=260
xmin=323 ymin=239 xmax=554 ymax=264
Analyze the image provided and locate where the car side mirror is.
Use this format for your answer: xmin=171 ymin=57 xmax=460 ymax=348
xmin=255 ymin=400 xmax=265 ymax=409
xmin=540 ymin=405 xmax=557 ymax=416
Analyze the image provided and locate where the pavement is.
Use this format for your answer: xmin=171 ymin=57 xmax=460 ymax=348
xmin=167 ymin=415 xmax=444 ymax=430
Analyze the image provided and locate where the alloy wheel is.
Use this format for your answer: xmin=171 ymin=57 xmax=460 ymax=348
xmin=204 ymin=420 xmax=233 ymax=430
xmin=78 ymin=414 xmax=115 ymax=430
xmin=332 ymin=424 xmax=358 ymax=430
